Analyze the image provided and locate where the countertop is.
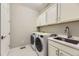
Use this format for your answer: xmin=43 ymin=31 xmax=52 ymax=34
xmin=48 ymin=36 xmax=79 ymax=50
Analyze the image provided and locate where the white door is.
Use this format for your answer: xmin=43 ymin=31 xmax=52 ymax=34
xmin=1 ymin=3 xmax=10 ymax=56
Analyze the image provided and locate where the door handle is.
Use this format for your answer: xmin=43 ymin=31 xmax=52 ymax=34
xmin=1 ymin=35 xmax=6 ymax=39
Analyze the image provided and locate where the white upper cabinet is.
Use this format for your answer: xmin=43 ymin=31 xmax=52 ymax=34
xmin=46 ymin=4 xmax=57 ymax=25
xmin=40 ymin=12 xmax=46 ymax=26
xmin=36 ymin=4 xmax=57 ymax=27
xmin=36 ymin=12 xmax=46 ymax=26
xmin=36 ymin=16 xmax=41 ymax=26
xmin=58 ymin=3 xmax=79 ymax=22
xmin=36 ymin=3 xmax=79 ymax=27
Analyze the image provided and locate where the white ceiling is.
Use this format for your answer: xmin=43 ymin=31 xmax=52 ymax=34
xmin=21 ymin=3 xmax=49 ymax=12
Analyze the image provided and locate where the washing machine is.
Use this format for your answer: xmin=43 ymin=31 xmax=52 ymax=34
xmin=35 ymin=32 xmax=50 ymax=56
xmin=30 ymin=32 xmax=36 ymax=50
xmin=30 ymin=32 xmax=39 ymax=51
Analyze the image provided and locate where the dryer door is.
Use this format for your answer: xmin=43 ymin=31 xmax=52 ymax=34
xmin=35 ymin=37 xmax=43 ymax=52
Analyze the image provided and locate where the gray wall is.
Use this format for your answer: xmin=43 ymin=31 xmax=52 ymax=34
xmin=40 ymin=21 xmax=79 ymax=37
xmin=10 ymin=4 xmax=38 ymax=48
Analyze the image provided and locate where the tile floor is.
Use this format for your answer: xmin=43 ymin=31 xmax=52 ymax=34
xmin=7 ymin=45 xmax=37 ymax=56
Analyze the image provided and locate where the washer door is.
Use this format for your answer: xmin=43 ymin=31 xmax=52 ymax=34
xmin=31 ymin=35 xmax=34 ymax=45
xmin=35 ymin=37 xmax=43 ymax=52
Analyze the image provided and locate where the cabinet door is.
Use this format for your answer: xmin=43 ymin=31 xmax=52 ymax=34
xmin=47 ymin=4 xmax=57 ymax=25
xmin=36 ymin=16 xmax=41 ymax=26
xmin=40 ymin=12 xmax=46 ymax=26
xmin=59 ymin=3 xmax=79 ymax=22
xmin=59 ymin=50 xmax=71 ymax=56
xmin=36 ymin=12 xmax=46 ymax=26
xmin=48 ymin=44 xmax=59 ymax=56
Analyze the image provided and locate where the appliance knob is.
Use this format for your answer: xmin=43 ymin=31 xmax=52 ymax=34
xmin=40 ymin=35 xmax=43 ymax=38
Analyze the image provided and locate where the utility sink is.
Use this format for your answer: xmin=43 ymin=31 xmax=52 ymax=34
xmin=54 ymin=37 xmax=79 ymax=45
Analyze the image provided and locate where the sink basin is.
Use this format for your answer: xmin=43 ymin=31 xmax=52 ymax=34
xmin=65 ymin=39 xmax=79 ymax=44
xmin=54 ymin=37 xmax=63 ymax=40
xmin=54 ymin=37 xmax=79 ymax=45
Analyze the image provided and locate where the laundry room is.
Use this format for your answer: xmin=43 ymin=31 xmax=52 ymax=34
xmin=1 ymin=3 xmax=79 ymax=56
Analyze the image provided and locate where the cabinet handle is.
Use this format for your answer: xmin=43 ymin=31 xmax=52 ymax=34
xmin=56 ymin=50 xmax=59 ymax=56
xmin=60 ymin=53 xmax=63 ymax=56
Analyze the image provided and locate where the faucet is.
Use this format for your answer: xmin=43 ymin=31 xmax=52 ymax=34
xmin=64 ymin=26 xmax=72 ymax=38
